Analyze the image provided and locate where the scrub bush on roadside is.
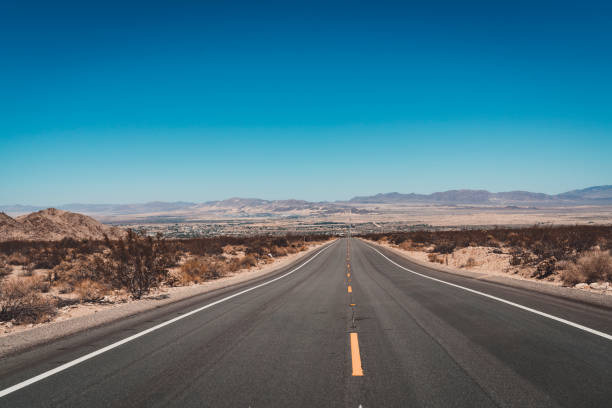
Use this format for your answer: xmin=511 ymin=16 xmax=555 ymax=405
xmin=561 ymin=250 xmax=612 ymax=285
xmin=75 ymin=279 xmax=109 ymax=303
xmin=0 ymin=232 xmax=328 ymax=307
xmin=240 ymin=255 xmax=257 ymax=268
xmin=179 ymin=257 xmax=227 ymax=284
xmin=7 ymin=252 xmax=28 ymax=265
xmin=0 ymin=260 xmax=11 ymax=279
xmin=362 ymin=225 xmax=612 ymax=282
xmin=0 ymin=277 xmax=57 ymax=324
xmin=104 ymin=231 xmax=172 ymax=299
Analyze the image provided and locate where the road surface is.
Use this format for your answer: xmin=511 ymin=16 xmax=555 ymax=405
xmin=0 ymin=238 xmax=610 ymax=407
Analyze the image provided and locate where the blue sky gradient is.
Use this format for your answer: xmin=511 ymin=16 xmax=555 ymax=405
xmin=1 ymin=1 xmax=611 ymax=204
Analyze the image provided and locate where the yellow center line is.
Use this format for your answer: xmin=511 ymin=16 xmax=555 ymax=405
xmin=350 ymin=333 xmax=364 ymax=376
xmin=348 ymin=285 xmax=352 ymax=293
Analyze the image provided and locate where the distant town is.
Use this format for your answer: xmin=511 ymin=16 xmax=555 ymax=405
xmin=116 ymin=219 xmax=436 ymax=238
xmin=114 ymin=219 xmax=530 ymax=238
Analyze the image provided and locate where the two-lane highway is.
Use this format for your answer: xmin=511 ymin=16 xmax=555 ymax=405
xmin=0 ymin=238 xmax=610 ymax=407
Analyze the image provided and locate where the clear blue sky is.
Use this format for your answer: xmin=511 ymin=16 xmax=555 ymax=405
xmin=1 ymin=1 xmax=611 ymax=204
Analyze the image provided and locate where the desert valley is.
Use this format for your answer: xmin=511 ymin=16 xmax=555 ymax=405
xmin=1 ymin=185 xmax=611 ymax=342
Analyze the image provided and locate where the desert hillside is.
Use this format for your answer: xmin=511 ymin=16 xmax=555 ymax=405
xmin=0 ymin=208 xmax=125 ymax=241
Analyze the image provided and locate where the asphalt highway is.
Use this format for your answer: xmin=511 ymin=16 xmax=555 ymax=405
xmin=0 ymin=238 xmax=610 ymax=407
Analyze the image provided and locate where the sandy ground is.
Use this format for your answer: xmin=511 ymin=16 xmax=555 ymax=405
xmin=346 ymin=204 xmax=612 ymax=227
xmin=397 ymin=245 xmax=537 ymax=280
xmin=0 ymin=240 xmax=333 ymax=356
xmin=64 ymin=202 xmax=612 ymax=225
xmin=367 ymin=239 xmax=612 ymax=301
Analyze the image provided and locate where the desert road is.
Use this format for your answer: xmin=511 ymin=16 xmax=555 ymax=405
xmin=0 ymin=238 xmax=611 ymax=407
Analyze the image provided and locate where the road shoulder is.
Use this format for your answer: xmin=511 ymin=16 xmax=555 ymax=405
xmin=361 ymin=239 xmax=612 ymax=309
xmin=0 ymin=240 xmax=333 ymax=358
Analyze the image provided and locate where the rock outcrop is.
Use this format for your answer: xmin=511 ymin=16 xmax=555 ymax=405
xmin=0 ymin=209 xmax=125 ymax=241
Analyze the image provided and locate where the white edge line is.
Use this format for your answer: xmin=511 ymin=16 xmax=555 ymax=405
xmin=0 ymin=240 xmax=338 ymax=398
xmin=365 ymin=243 xmax=612 ymax=341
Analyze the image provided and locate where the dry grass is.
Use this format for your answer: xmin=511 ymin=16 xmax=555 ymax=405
xmin=179 ymin=257 xmax=227 ymax=284
xmin=0 ymin=277 xmax=57 ymax=324
xmin=75 ymin=280 xmax=109 ymax=302
xmin=239 ymin=255 xmax=257 ymax=268
xmin=560 ymin=250 xmax=612 ymax=285
xmin=0 ymin=260 xmax=11 ymax=279
xmin=0 ymin=233 xmax=328 ymax=325
xmin=20 ymin=263 xmax=35 ymax=277
xmin=364 ymin=225 xmax=612 ymax=285
xmin=427 ymin=253 xmax=444 ymax=264
xmin=7 ymin=252 xmax=27 ymax=265
xmin=271 ymin=245 xmax=288 ymax=257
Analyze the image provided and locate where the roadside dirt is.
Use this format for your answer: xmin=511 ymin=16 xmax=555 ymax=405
xmin=363 ymin=239 xmax=612 ymax=307
xmin=0 ymin=240 xmax=332 ymax=357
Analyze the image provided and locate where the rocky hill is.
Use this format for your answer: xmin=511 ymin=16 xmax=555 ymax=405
xmin=0 ymin=209 xmax=125 ymax=241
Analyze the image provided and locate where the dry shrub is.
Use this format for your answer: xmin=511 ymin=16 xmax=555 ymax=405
xmin=271 ymin=246 xmax=287 ymax=257
xmin=398 ymin=241 xmax=413 ymax=251
xmin=509 ymin=253 xmax=522 ymax=266
xmin=179 ymin=258 xmax=206 ymax=284
xmin=179 ymin=257 xmax=227 ymax=284
xmin=227 ymin=258 xmax=241 ymax=273
xmin=7 ymin=252 xmax=28 ymax=265
xmin=561 ymin=263 xmax=584 ymax=286
xmin=101 ymin=231 xmax=173 ymax=299
xmin=223 ymin=245 xmax=238 ymax=255
xmin=561 ymin=250 xmax=612 ymax=285
xmin=57 ymin=283 xmax=74 ymax=294
xmin=0 ymin=277 xmax=57 ymax=324
xmin=75 ymin=280 xmax=108 ymax=303
xmin=362 ymin=225 xmax=612 ymax=262
xmin=27 ymin=275 xmax=51 ymax=293
xmin=53 ymin=254 xmax=110 ymax=286
xmin=164 ymin=272 xmax=181 ymax=287
xmin=0 ymin=260 xmax=11 ymax=279
xmin=0 ymin=233 xmax=328 ymax=300
xmin=20 ymin=263 xmax=35 ymax=277
xmin=433 ymin=241 xmax=455 ymax=254
xmin=226 ymin=254 xmax=258 ymax=273
xmin=532 ymin=258 xmax=556 ymax=279
xmin=260 ymin=255 xmax=274 ymax=264
xmin=240 ymin=255 xmax=257 ymax=268
xmin=427 ymin=253 xmax=444 ymax=264
xmin=207 ymin=262 xmax=227 ymax=278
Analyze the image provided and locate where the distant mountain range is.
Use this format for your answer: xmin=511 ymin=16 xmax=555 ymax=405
xmin=348 ymin=185 xmax=612 ymax=205
xmin=0 ymin=199 xmax=333 ymax=215
xmin=1 ymin=185 xmax=611 ymax=220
